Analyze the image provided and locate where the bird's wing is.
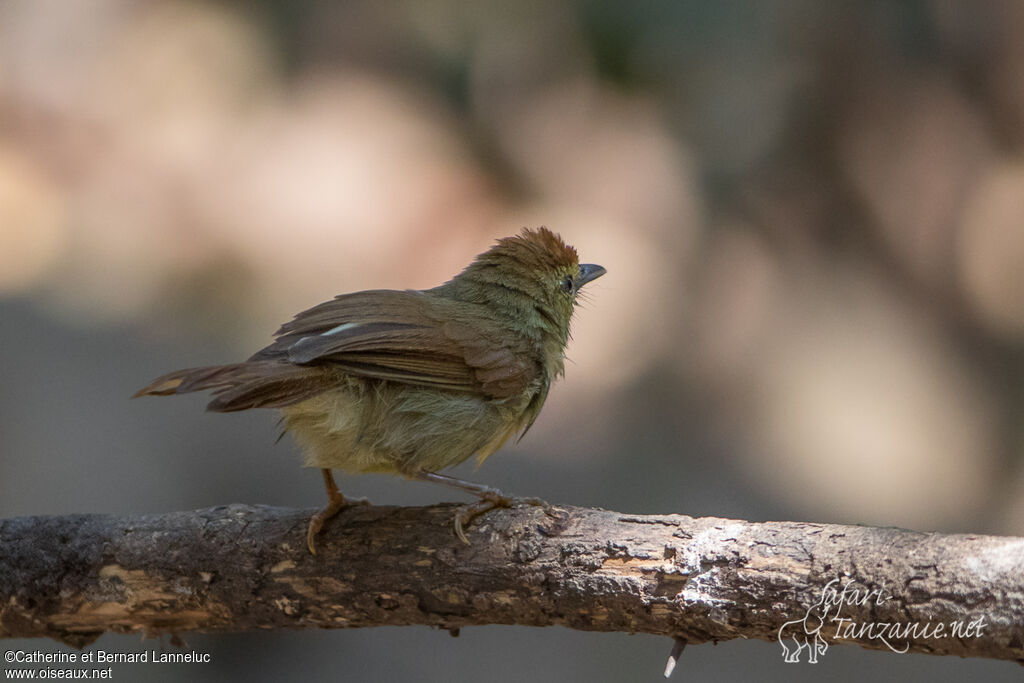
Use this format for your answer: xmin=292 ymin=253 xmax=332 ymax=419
xmin=251 ymin=290 xmax=537 ymax=399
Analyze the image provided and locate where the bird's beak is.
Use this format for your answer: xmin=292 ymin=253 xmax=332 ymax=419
xmin=577 ymin=263 xmax=607 ymax=288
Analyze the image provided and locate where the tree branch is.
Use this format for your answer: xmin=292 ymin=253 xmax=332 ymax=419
xmin=1 ymin=503 xmax=1022 ymax=665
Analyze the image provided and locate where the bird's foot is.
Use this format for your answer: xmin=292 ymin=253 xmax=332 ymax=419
xmin=453 ymin=492 xmax=546 ymax=544
xmin=306 ymin=493 xmax=371 ymax=555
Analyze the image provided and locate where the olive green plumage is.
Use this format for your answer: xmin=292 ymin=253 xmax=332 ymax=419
xmin=135 ymin=227 xmax=605 ymax=548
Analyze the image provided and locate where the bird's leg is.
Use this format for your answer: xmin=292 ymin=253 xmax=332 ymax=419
xmin=306 ymin=468 xmax=369 ymax=554
xmin=411 ymin=470 xmax=545 ymax=544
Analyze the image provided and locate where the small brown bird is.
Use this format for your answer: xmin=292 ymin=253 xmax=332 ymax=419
xmin=135 ymin=227 xmax=605 ymax=552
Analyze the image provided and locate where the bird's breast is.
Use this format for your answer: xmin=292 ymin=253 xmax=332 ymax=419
xmin=280 ymin=376 xmax=540 ymax=474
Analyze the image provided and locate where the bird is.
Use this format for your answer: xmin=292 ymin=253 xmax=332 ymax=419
xmin=134 ymin=227 xmax=605 ymax=553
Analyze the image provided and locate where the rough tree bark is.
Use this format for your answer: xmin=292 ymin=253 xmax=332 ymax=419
xmin=1 ymin=503 xmax=1022 ymax=667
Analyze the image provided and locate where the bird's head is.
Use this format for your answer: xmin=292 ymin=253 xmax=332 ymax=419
xmin=444 ymin=227 xmax=605 ymax=351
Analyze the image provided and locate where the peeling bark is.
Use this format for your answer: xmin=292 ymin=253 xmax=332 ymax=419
xmin=1 ymin=503 xmax=1022 ymax=664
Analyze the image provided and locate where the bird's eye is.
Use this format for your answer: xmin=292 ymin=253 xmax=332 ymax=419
xmin=561 ymin=275 xmax=574 ymax=293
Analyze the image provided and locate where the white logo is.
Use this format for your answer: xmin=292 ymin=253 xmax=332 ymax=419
xmin=778 ymin=578 xmax=986 ymax=663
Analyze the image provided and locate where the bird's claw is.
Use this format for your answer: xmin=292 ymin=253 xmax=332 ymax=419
xmin=452 ymin=493 xmax=547 ymax=544
xmin=306 ymin=513 xmax=329 ymax=555
xmin=306 ymin=495 xmax=371 ymax=555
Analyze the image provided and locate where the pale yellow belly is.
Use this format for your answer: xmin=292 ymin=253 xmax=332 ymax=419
xmin=280 ymin=380 xmax=529 ymax=475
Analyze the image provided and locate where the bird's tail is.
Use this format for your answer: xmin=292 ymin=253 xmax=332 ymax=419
xmin=133 ymin=361 xmax=331 ymax=412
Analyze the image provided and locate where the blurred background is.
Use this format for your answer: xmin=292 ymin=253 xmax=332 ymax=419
xmin=2 ymin=1 xmax=1023 ymax=681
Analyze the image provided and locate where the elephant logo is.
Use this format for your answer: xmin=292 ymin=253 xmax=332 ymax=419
xmin=778 ymin=593 xmax=831 ymax=663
